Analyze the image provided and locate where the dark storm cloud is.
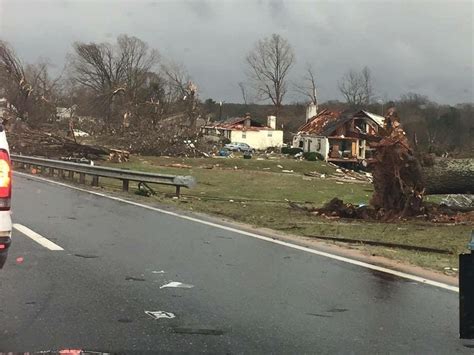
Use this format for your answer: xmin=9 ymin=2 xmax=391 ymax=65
xmin=0 ymin=0 xmax=472 ymax=104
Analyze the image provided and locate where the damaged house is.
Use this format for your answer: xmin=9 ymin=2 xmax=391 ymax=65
xmin=292 ymin=108 xmax=385 ymax=165
xmin=201 ymin=114 xmax=283 ymax=150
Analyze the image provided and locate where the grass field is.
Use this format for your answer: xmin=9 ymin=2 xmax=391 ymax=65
xmin=46 ymin=154 xmax=474 ymax=274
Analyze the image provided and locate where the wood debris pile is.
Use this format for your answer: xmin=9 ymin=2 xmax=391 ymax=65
xmin=108 ymin=149 xmax=130 ymax=163
xmin=7 ymin=124 xmax=109 ymax=159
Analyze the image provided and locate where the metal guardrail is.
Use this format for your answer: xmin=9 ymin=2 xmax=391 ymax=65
xmin=10 ymin=154 xmax=196 ymax=197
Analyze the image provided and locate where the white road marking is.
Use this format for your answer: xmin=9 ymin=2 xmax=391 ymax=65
xmin=145 ymin=310 xmax=175 ymax=319
xmin=13 ymin=223 xmax=64 ymax=251
xmin=14 ymin=172 xmax=459 ymax=292
xmin=160 ymin=281 xmax=194 ymax=289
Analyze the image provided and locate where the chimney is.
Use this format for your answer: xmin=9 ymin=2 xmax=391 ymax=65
xmin=306 ymin=103 xmax=318 ymax=122
xmin=267 ymin=115 xmax=276 ymax=130
xmin=244 ymin=113 xmax=251 ymax=128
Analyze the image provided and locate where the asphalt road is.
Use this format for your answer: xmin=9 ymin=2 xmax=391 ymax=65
xmin=0 ymin=174 xmax=469 ymax=353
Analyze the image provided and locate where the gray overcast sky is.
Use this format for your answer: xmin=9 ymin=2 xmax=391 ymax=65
xmin=0 ymin=0 xmax=472 ymax=104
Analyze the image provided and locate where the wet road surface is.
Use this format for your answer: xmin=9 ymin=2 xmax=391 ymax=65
xmin=0 ymin=174 xmax=469 ymax=353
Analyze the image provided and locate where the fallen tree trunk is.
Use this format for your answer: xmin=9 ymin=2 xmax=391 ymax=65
xmin=422 ymin=158 xmax=474 ymax=194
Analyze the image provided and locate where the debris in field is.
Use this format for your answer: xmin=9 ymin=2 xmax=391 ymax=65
xmin=282 ymin=169 xmax=294 ymax=173
xmin=277 ymin=164 xmax=283 ymax=169
xmin=167 ymin=163 xmax=192 ymax=169
xmin=108 ymin=149 xmax=130 ymax=163
xmin=8 ymin=124 xmax=109 ymax=159
xmin=440 ymin=195 xmax=474 ymax=209
xmin=135 ymin=182 xmax=156 ymax=197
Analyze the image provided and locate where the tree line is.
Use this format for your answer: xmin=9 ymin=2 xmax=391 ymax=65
xmin=0 ymin=33 xmax=471 ymax=156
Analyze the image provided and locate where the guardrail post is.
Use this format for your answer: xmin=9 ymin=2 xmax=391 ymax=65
xmin=49 ymin=167 xmax=54 ymax=176
xmin=58 ymin=169 xmax=65 ymax=179
xmin=460 ymin=231 xmax=474 ymax=339
xmin=122 ymin=180 xmax=129 ymax=192
xmin=79 ymin=173 xmax=86 ymax=184
xmin=68 ymin=171 xmax=74 ymax=180
xmin=175 ymin=185 xmax=181 ymax=198
xmin=91 ymin=176 xmax=99 ymax=187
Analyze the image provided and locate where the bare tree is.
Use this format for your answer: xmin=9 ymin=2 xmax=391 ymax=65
xmin=160 ymin=61 xmax=198 ymax=129
xmin=238 ymin=82 xmax=248 ymax=105
xmin=0 ymin=41 xmax=57 ymax=125
xmin=294 ymin=64 xmax=318 ymax=106
xmin=69 ymin=35 xmax=158 ymax=131
xmin=338 ymin=66 xmax=374 ymax=108
xmin=245 ymin=33 xmax=294 ymax=116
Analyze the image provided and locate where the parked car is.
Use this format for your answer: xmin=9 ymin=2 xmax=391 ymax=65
xmin=224 ymin=142 xmax=255 ymax=153
xmin=0 ymin=124 xmax=12 ymax=269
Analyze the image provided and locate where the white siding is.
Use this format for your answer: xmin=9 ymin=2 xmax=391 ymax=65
xmin=296 ymin=135 xmax=330 ymax=160
xmin=230 ymin=130 xmax=283 ymax=150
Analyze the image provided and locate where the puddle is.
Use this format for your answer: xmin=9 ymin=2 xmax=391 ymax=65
xmin=118 ymin=318 xmax=133 ymax=323
xmin=173 ymin=327 xmax=224 ymax=335
xmin=126 ymin=276 xmax=146 ymax=282
xmin=327 ymin=308 xmax=348 ymax=313
xmin=74 ymin=254 xmax=99 ymax=259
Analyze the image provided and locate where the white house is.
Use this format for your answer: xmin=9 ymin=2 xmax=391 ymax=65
xmin=201 ymin=114 xmax=283 ymax=150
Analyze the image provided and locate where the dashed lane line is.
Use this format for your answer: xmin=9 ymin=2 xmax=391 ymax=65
xmin=13 ymin=223 xmax=64 ymax=251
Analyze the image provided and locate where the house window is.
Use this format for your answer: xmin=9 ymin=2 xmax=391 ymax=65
xmin=242 ymin=131 xmax=246 ymax=139
xmin=267 ymin=131 xmax=272 ymax=137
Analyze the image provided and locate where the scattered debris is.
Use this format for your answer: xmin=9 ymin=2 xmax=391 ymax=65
xmin=145 ymin=311 xmax=175 ymax=320
xmin=8 ymin=124 xmax=109 ymax=159
xmin=160 ymin=281 xmax=194 ymax=289
xmin=167 ymin=163 xmax=192 ymax=169
xmin=152 ymin=270 xmax=166 ymax=274
xmin=108 ymin=149 xmax=130 ymax=163
xmin=441 ymin=195 xmax=474 ymax=210
xmin=135 ymin=182 xmax=156 ymax=197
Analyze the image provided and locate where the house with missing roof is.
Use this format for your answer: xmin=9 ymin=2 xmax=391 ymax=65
xmin=201 ymin=114 xmax=284 ymax=150
xmin=292 ymin=106 xmax=385 ymax=165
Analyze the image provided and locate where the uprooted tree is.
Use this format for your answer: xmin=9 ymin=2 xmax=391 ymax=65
xmin=368 ymin=108 xmax=473 ymax=218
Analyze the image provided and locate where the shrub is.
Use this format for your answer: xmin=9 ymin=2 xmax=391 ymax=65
xmin=303 ymin=152 xmax=324 ymax=161
xmin=281 ymin=147 xmax=303 ymax=155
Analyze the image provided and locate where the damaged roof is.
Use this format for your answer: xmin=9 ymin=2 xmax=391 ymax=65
xmin=298 ymin=109 xmax=385 ymax=136
xmin=204 ymin=116 xmax=273 ymax=131
xmin=355 ymin=110 xmax=386 ymax=127
xmin=298 ymin=109 xmax=352 ymax=136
